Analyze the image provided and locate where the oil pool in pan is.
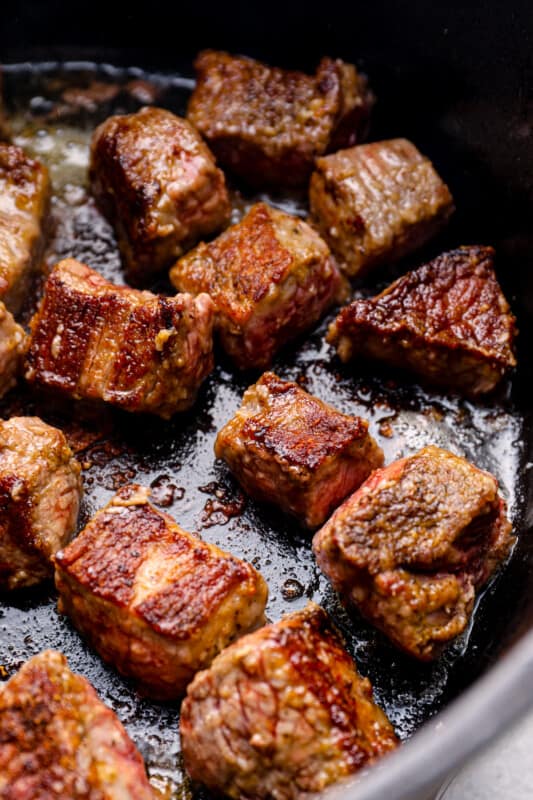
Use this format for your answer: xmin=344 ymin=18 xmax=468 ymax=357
xmin=0 ymin=62 xmax=527 ymax=798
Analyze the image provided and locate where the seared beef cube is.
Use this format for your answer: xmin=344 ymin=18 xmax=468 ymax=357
xmin=309 ymin=139 xmax=454 ymax=277
xmin=0 ymin=416 xmax=82 ymax=591
xmin=25 ymin=258 xmax=214 ymax=418
xmin=0 ymin=143 xmax=50 ymax=312
xmin=90 ymin=106 xmax=230 ymax=285
xmin=0 ymin=301 xmax=26 ymax=398
xmin=215 ymin=372 xmax=383 ymax=528
xmin=0 ymin=650 xmax=155 ymax=799
xmin=328 ymin=246 xmax=517 ymax=396
xmin=181 ymin=603 xmax=397 ymax=800
xmin=313 ymin=446 xmax=514 ymax=660
xmin=55 ymin=484 xmax=268 ymax=700
xmin=187 ymin=50 xmax=373 ymax=187
xmin=170 ymin=203 xmax=341 ymax=369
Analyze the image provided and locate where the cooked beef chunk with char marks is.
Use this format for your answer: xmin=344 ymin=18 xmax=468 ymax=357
xmin=180 ymin=603 xmax=397 ymax=800
xmin=313 ymin=446 xmax=514 ymax=660
xmin=309 ymin=138 xmax=454 ymax=277
xmin=187 ymin=49 xmax=373 ymax=187
xmin=0 ymin=650 xmax=155 ymax=799
xmin=170 ymin=203 xmax=342 ymax=369
xmin=0 ymin=300 xmax=26 ymax=398
xmin=54 ymin=484 xmax=268 ymax=700
xmin=90 ymin=106 xmax=230 ymax=285
xmin=328 ymin=245 xmax=517 ymax=396
xmin=0 ymin=416 xmax=82 ymax=591
xmin=25 ymin=258 xmax=214 ymax=418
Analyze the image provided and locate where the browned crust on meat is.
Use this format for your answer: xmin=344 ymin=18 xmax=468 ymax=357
xmin=313 ymin=446 xmax=514 ymax=660
xmin=0 ymin=300 xmax=26 ymax=398
xmin=328 ymin=246 xmax=517 ymax=395
xmin=187 ymin=50 xmax=373 ymax=187
xmin=0 ymin=650 xmax=155 ymax=799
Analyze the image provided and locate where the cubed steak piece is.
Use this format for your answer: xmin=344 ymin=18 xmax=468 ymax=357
xmin=170 ymin=203 xmax=341 ymax=369
xmin=181 ymin=603 xmax=397 ymax=800
xmin=327 ymin=246 xmax=517 ymax=396
xmin=0 ymin=143 xmax=50 ymax=312
xmin=25 ymin=258 xmax=214 ymax=418
xmin=187 ymin=50 xmax=373 ymax=187
xmin=309 ymin=138 xmax=454 ymax=277
xmin=313 ymin=446 xmax=514 ymax=660
xmin=0 ymin=300 xmax=26 ymax=398
xmin=0 ymin=650 xmax=155 ymax=799
xmin=90 ymin=106 xmax=230 ymax=285
xmin=215 ymin=372 xmax=383 ymax=528
xmin=0 ymin=416 xmax=82 ymax=591
xmin=55 ymin=484 xmax=268 ymax=700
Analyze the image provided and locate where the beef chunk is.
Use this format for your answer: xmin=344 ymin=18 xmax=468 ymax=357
xmin=90 ymin=106 xmax=230 ymax=285
xmin=309 ymin=138 xmax=454 ymax=277
xmin=187 ymin=50 xmax=373 ymax=187
xmin=0 ymin=650 xmax=155 ymax=799
xmin=0 ymin=416 xmax=82 ymax=590
xmin=327 ymin=246 xmax=517 ymax=396
xmin=25 ymin=258 xmax=214 ymax=418
xmin=215 ymin=372 xmax=383 ymax=528
xmin=0 ymin=300 xmax=26 ymax=398
xmin=55 ymin=484 xmax=268 ymax=700
xmin=313 ymin=446 xmax=514 ymax=660
xmin=170 ymin=203 xmax=341 ymax=369
xmin=180 ymin=603 xmax=397 ymax=800
xmin=0 ymin=143 xmax=50 ymax=312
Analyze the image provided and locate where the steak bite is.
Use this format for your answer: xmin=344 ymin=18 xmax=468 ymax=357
xmin=0 ymin=300 xmax=26 ymax=398
xmin=25 ymin=258 xmax=214 ymax=418
xmin=170 ymin=203 xmax=342 ymax=369
xmin=0 ymin=142 xmax=50 ymax=312
xmin=180 ymin=603 xmax=398 ymax=800
xmin=313 ymin=446 xmax=514 ymax=660
xmin=54 ymin=484 xmax=268 ymax=700
xmin=215 ymin=372 xmax=383 ymax=528
xmin=0 ymin=416 xmax=82 ymax=591
xmin=90 ymin=106 xmax=230 ymax=285
xmin=309 ymin=138 xmax=454 ymax=277
xmin=0 ymin=650 xmax=155 ymax=799
xmin=328 ymin=246 xmax=517 ymax=396
xmin=187 ymin=50 xmax=373 ymax=187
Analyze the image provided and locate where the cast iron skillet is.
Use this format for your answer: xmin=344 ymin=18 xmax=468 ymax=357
xmin=1 ymin=2 xmax=533 ymax=799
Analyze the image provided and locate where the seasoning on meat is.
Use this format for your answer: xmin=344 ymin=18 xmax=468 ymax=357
xmin=170 ymin=203 xmax=342 ymax=369
xmin=0 ymin=300 xmax=26 ymax=398
xmin=327 ymin=245 xmax=517 ymax=396
xmin=0 ymin=650 xmax=155 ymax=799
xmin=180 ymin=603 xmax=398 ymax=800
xmin=187 ymin=50 xmax=373 ymax=187
xmin=313 ymin=446 xmax=514 ymax=660
xmin=0 ymin=416 xmax=82 ymax=591
xmin=25 ymin=258 xmax=214 ymax=418
xmin=90 ymin=106 xmax=230 ymax=285
xmin=215 ymin=372 xmax=383 ymax=528
xmin=0 ymin=142 xmax=50 ymax=312
xmin=309 ymin=138 xmax=454 ymax=277
xmin=54 ymin=484 xmax=268 ymax=700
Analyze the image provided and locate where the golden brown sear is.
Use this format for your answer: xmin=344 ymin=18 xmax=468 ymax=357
xmin=0 ymin=416 xmax=82 ymax=591
xmin=215 ymin=372 xmax=383 ymax=528
xmin=54 ymin=484 xmax=268 ymax=700
xmin=90 ymin=106 xmax=230 ymax=285
xmin=328 ymin=246 xmax=517 ymax=396
xmin=25 ymin=258 xmax=215 ymax=418
xmin=313 ymin=446 xmax=514 ymax=660
xmin=0 ymin=142 xmax=50 ymax=312
xmin=309 ymin=138 xmax=454 ymax=277
xmin=0 ymin=300 xmax=26 ymax=398
xmin=180 ymin=603 xmax=398 ymax=800
xmin=170 ymin=203 xmax=342 ymax=369
xmin=187 ymin=50 xmax=373 ymax=187
xmin=0 ymin=650 xmax=155 ymax=799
